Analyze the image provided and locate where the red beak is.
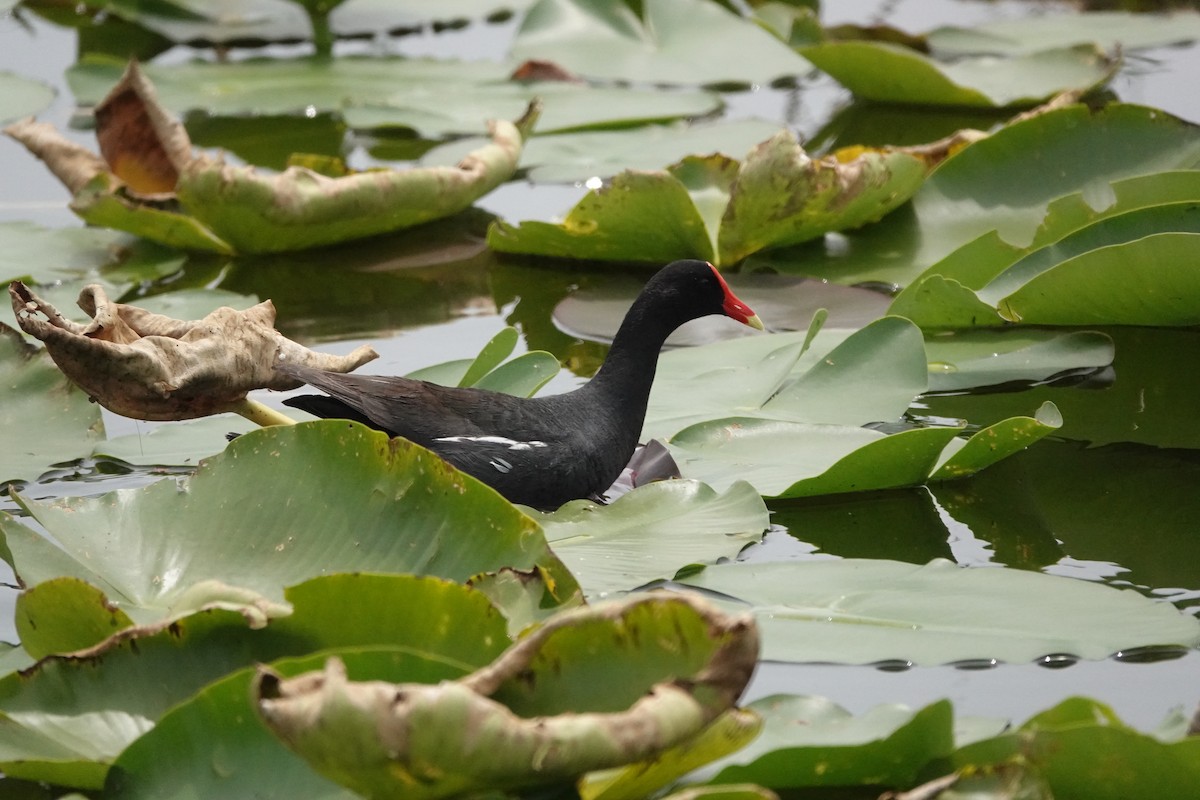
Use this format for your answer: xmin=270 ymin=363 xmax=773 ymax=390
xmin=709 ymin=263 xmax=764 ymax=330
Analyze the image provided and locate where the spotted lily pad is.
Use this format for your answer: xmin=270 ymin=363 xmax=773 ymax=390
xmin=488 ymin=132 xmax=930 ymax=266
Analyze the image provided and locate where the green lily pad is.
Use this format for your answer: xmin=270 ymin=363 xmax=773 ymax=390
xmin=489 ymin=132 xmax=929 ymax=266
xmin=0 ymin=574 xmax=510 ymax=789
xmin=421 ymin=119 xmax=784 ymax=185
xmin=923 ymin=330 xmax=1115 ymax=392
xmin=535 ymin=479 xmax=769 ymax=599
xmin=800 ymin=41 xmax=1114 ymax=108
xmin=954 ymin=696 xmax=1200 ymax=800
xmin=346 ymin=81 xmax=721 ymax=138
xmin=692 ymin=695 xmax=954 ymax=790
xmin=756 ymin=104 xmax=1200 ymax=287
xmin=893 ymin=199 xmax=1200 ymax=328
xmin=644 ymin=318 xmax=925 ymax=440
xmin=1 ymin=421 xmax=578 ymax=625
xmin=920 ymin=327 xmax=1200 ymax=450
xmin=0 ymin=324 xmax=105 ymax=486
xmin=511 ymin=0 xmax=811 ymax=86
xmin=0 ymin=72 xmax=54 ymax=124
xmin=0 ymin=221 xmax=184 ymax=290
xmin=68 ymin=55 xmax=504 ymax=123
xmin=928 ymin=10 xmax=1200 ymax=57
xmin=675 ymin=558 xmax=1200 ymax=664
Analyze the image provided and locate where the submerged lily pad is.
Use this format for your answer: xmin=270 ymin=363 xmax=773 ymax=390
xmin=0 ymin=421 xmax=578 ymax=625
xmin=489 ymin=132 xmax=930 ymax=266
xmin=801 ymin=41 xmax=1114 ymax=108
xmin=674 ymin=558 xmax=1200 ymax=664
xmin=511 ymin=0 xmax=811 ymax=86
xmin=535 ymin=479 xmax=769 ymax=598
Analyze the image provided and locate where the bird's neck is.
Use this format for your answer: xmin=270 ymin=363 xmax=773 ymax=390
xmin=581 ymin=293 xmax=681 ymax=423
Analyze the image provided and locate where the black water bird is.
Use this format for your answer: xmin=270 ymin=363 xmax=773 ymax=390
xmin=279 ymin=259 xmax=763 ymax=508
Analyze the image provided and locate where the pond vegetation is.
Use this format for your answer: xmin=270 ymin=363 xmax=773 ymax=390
xmin=1 ymin=0 xmax=1199 ymax=797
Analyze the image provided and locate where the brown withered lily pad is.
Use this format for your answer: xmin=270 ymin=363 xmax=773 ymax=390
xmin=9 ymin=280 xmax=376 ymax=423
xmin=5 ymin=61 xmax=533 ymax=254
xmin=255 ymin=592 xmax=759 ymax=799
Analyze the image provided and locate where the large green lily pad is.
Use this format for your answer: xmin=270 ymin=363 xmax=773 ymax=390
xmin=536 ymin=479 xmax=769 ymax=598
xmin=801 ymin=41 xmax=1114 ymax=108
xmin=641 ymin=319 xmax=1065 ymax=497
xmin=891 ymin=194 xmax=1200 ymax=328
xmin=511 ymin=0 xmax=811 ymax=86
xmin=928 ymin=10 xmax=1200 ymax=57
xmin=0 ymin=421 xmax=578 ymax=625
xmin=675 ymin=558 xmax=1200 ymax=664
xmin=755 ymin=103 xmax=1200 ymax=287
xmin=489 ymin=133 xmax=929 ymax=266
xmin=421 ymin=119 xmax=785 ymax=185
xmin=0 ymin=221 xmax=184 ymax=291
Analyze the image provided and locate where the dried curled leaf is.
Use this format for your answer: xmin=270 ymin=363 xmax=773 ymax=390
xmin=93 ymin=59 xmax=192 ymax=197
xmin=5 ymin=61 xmax=534 ymax=254
xmin=255 ymin=593 xmax=759 ymax=800
xmin=9 ymin=280 xmax=377 ymax=421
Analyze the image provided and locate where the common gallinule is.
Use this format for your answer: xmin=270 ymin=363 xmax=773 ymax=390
xmin=279 ymin=259 xmax=763 ymax=509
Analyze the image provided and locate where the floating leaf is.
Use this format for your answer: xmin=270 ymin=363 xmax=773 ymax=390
xmin=928 ymin=10 xmax=1200 ymax=57
xmin=536 ymin=479 xmax=769 ymax=598
xmin=692 ymin=695 xmax=954 ymax=790
xmin=923 ymin=330 xmax=1114 ymax=392
xmin=1 ymin=422 xmax=579 ymax=625
xmin=801 ymin=41 xmax=1114 ymax=108
xmin=0 ymin=72 xmax=54 ymax=125
xmin=892 ymin=198 xmax=1200 ymax=328
xmin=254 ymin=593 xmax=758 ymax=799
xmin=511 ymin=0 xmax=811 ymax=86
xmin=0 ymin=323 xmax=104 ymax=485
xmin=489 ymin=132 xmax=930 ymax=266
xmin=346 ymin=81 xmax=721 ymax=139
xmin=756 ymin=104 xmax=1200 ymax=287
xmin=954 ymin=697 xmax=1200 ymax=800
xmin=0 ymin=575 xmax=510 ymax=789
xmin=13 ymin=62 xmax=531 ymax=253
xmin=422 ymin=119 xmax=784 ymax=185
xmin=674 ymin=559 xmax=1200 ymax=664
xmin=9 ymin=281 xmax=375 ymax=423
xmin=0 ymin=221 xmax=183 ymax=289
